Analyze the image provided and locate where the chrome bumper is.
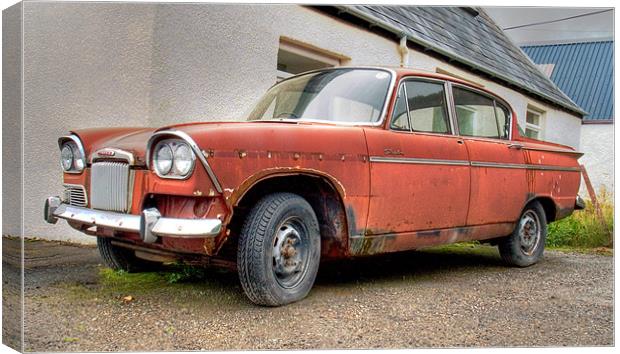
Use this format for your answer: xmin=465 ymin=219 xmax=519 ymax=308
xmin=44 ymin=196 xmax=222 ymax=242
xmin=575 ymin=195 xmax=586 ymax=210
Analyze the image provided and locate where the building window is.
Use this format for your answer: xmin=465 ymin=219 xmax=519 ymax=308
xmin=276 ymin=37 xmax=347 ymax=81
xmin=525 ymin=107 xmax=545 ymax=139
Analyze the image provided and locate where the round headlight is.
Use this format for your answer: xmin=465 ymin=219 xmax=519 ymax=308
xmin=60 ymin=144 xmax=74 ymax=171
xmin=155 ymin=143 xmax=173 ymax=175
xmin=173 ymin=143 xmax=194 ymax=176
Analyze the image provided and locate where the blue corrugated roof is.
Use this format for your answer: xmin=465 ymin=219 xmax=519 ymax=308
xmin=522 ymin=41 xmax=613 ymax=121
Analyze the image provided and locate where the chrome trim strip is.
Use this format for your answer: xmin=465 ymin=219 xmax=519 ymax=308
xmin=470 ymin=161 xmax=524 ymax=169
xmin=49 ymin=203 xmax=222 ymax=238
xmin=446 ymin=81 xmax=459 ymax=135
xmin=147 ymin=130 xmax=223 ymax=193
xmin=91 ymin=148 xmax=136 ymax=165
xmin=63 ymin=183 xmax=88 ymax=208
xmin=58 ymin=134 xmax=87 ymax=174
xmin=471 ymin=161 xmax=581 ymax=172
xmin=522 ymin=146 xmax=584 ymax=156
xmin=369 ymin=156 xmax=470 ymax=166
xmin=525 ymin=165 xmax=581 ymax=172
xmin=370 ymin=156 xmax=581 ymax=172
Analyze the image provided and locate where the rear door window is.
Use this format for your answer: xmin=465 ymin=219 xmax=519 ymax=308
xmin=453 ymin=87 xmax=502 ymax=139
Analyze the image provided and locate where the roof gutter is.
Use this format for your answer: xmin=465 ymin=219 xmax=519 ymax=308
xmin=334 ymin=5 xmax=587 ymax=117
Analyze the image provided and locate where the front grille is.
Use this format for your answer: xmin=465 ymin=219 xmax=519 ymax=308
xmin=64 ymin=184 xmax=88 ymax=207
xmin=90 ymin=161 xmax=130 ymax=212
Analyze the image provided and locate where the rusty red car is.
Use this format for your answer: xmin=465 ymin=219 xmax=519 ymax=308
xmin=45 ymin=67 xmax=584 ymax=306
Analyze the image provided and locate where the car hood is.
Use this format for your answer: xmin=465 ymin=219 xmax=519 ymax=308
xmin=73 ymin=120 xmax=357 ymax=167
xmin=72 ymin=127 xmax=157 ymax=166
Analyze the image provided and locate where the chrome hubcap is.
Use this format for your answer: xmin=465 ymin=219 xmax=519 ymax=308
xmin=519 ymin=210 xmax=541 ymax=256
xmin=272 ymin=218 xmax=308 ymax=288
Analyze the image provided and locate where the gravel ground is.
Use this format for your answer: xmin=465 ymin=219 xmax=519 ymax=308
xmin=5 ymin=237 xmax=613 ymax=351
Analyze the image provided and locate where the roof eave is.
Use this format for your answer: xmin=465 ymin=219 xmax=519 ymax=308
xmin=334 ymin=5 xmax=587 ymax=117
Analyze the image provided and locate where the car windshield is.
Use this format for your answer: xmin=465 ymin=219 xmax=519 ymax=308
xmin=248 ymin=68 xmax=392 ymax=124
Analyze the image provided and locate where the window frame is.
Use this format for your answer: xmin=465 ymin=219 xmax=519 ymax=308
xmin=388 ymin=76 xmax=456 ymax=136
xmin=276 ymin=38 xmax=346 ymax=82
xmin=525 ymin=106 xmax=545 ymax=140
xmin=449 ymin=82 xmax=513 ymax=141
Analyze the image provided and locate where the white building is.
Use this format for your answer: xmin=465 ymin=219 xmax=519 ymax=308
xmin=522 ymin=41 xmax=613 ymax=195
xmin=3 ymin=3 xmax=586 ymax=243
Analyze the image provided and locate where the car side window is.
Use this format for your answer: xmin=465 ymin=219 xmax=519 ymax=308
xmin=495 ymin=102 xmax=510 ymax=139
xmin=405 ymin=81 xmax=450 ymax=134
xmin=390 ymin=85 xmax=410 ymax=131
xmin=453 ymin=87 xmax=500 ymax=138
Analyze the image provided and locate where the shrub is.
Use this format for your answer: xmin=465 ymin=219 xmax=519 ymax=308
xmin=165 ymin=264 xmax=207 ymax=284
xmin=547 ymin=188 xmax=614 ymax=248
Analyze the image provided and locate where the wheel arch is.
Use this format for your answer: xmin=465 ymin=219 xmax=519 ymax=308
xmin=226 ymin=170 xmax=350 ymax=259
xmin=525 ymin=195 xmax=557 ymax=223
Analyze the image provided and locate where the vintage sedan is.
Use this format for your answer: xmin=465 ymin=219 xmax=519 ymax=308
xmin=45 ymin=67 xmax=584 ymax=306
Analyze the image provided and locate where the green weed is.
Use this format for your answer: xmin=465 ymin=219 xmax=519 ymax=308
xmin=547 ymin=188 xmax=614 ymax=248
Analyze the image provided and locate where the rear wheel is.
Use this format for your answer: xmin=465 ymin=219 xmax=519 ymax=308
xmin=498 ymin=201 xmax=547 ymax=267
xmin=237 ymin=193 xmax=320 ymax=306
xmin=97 ymin=237 xmax=158 ymax=272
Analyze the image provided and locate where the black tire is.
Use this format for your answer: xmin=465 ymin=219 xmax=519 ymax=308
xmin=97 ymin=237 xmax=158 ymax=272
xmin=237 ymin=192 xmax=321 ymax=306
xmin=499 ymin=201 xmax=547 ymax=267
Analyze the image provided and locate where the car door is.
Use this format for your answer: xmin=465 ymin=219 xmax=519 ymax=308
xmin=364 ymin=78 xmax=471 ymax=235
xmin=451 ymin=84 xmax=528 ymax=226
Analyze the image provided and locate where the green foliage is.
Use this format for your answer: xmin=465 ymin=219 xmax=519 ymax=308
xmin=99 ymin=268 xmax=164 ymax=290
xmin=547 ymin=188 xmax=614 ymax=248
xmin=165 ymin=265 xmax=207 ymax=284
xmin=99 ymin=264 xmax=208 ymax=287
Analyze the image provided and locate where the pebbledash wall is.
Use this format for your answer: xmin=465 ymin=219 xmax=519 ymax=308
xmin=580 ymin=124 xmax=614 ymax=194
xmin=5 ymin=2 xmax=583 ymax=243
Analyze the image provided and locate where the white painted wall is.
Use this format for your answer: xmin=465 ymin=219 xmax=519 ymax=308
xmin=8 ymin=3 xmax=584 ymax=243
xmin=579 ymin=124 xmax=614 ymax=195
xmin=2 ymin=3 xmax=23 ymax=239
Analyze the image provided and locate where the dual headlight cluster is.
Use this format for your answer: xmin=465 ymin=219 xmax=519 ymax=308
xmin=153 ymin=139 xmax=196 ymax=179
xmin=60 ymin=138 xmax=86 ymax=173
xmin=59 ymin=135 xmax=196 ymax=179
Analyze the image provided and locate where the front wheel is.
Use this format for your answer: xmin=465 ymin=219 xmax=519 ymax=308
xmin=97 ymin=237 xmax=159 ymax=272
xmin=237 ymin=193 xmax=320 ymax=306
xmin=498 ymin=201 xmax=547 ymax=267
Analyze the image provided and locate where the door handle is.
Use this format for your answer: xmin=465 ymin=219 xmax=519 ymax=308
xmin=457 ymin=140 xmax=464 ymax=145
xmin=508 ymin=143 xmax=524 ymax=150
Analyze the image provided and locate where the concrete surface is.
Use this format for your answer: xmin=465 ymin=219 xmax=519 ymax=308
xmin=6 ymin=237 xmax=613 ymax=351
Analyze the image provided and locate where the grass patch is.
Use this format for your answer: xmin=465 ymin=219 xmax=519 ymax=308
xmin=547 ymin=189 xmax=614 ymax=248
xmin=99 ymin=268 xmax=167 ymax=294
xmin=65 ymin=265 xmax=245 ymax=307
xmin=164 ymin=265 xmax=209 ymax=284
